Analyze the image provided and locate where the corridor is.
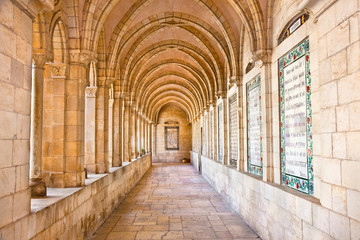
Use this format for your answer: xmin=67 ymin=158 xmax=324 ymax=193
xmin=92 ymin=164 xmax=259 ymax=240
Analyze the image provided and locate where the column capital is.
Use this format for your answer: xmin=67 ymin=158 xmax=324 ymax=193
xmin=85 ymin=86 xmax=97 ymax=97
xmin=109 ymin=99 xmax=115 ymax=107
xmin=33 ymin=52 xmax=51 ymax=68
xmin=114 ymin=92 xmax=121 ymax=99
xmin=69 ymin=49 xmax=97 ymax=65
xmin=12 ymin=0 xmax=54 ymax=19
xmin=229 ymin=75 xmax=242 ymax=86
xmin=121 ymin=92 xmax=130 ymax=100
xmin=252 ymin=49 xmax=272 ymax=67
xmin=216 ymin=91 xmax=227 ymax=99
xmin=47 ymin=62 xmax=67 ymax=79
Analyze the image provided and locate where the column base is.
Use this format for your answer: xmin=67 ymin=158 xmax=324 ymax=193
xmin=29 ymin=178 xmax=47 ymax=197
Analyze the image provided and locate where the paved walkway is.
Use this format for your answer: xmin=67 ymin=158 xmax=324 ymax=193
xmin=92 ymin=163 xmax=259 ymax=240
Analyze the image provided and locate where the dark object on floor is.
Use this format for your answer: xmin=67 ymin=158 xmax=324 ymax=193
xmin=182 ymin=158 xmax=190 ymax=163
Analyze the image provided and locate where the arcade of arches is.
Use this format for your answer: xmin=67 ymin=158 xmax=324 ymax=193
xmin=0 ymin=0 xmax=359 ymax=239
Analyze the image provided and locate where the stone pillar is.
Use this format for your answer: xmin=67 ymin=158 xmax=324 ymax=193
xmin=153 ymin=124 xmax=157 ymax=156
xmin=108 ymin=85 xmax=114 ymax=167
xmin=112 ymin=93 xmax=121 ymax=167
xmin=136 ymin=111 xmax=141 ymax=157
xmin=92 ymin=76 xmax=110 ymax=173
xmin=130 ymin=106 xmax=137 ymax=159
xmin=141 ymin=116 xmax=145 ymax=154
xmin=207 ymin=108 xmax=211 ymax=159
xmin=150 ymin=123 xmax=153 ymax=152
xmin=84 ymin=86 xmax=97 ymax=173
xmin=42 ymin=63 xmax=67 ymax=187
xmin=145 ymin=120 xmax=148 ymax=152
xmin=44 ymin=61 xmax=86 ymax=187
xmin=29 ymin=54 xmax=47 ymax=197
xmin=123 ymin=99 xmax=131 ymax=161
xmin=119 ymin=96 xmax=123 ymax=165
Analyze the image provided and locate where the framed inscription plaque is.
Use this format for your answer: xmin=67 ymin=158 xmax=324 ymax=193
xmin=247 ymin=75 xmax=262 ymax=176
xmin=279 ymin=38 xmax=313 ymax=195
xmin=165 ymin=126 xmax=179 ymax=150
xmin=229 ymin=93 xmax=238 ymax=168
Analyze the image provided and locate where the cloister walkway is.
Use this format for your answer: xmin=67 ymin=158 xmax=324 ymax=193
xmin=92 ymin=163 xmax=259 ymax=240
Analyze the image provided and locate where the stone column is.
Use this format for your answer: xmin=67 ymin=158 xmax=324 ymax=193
xmin=130 ymin=106 xmax=137 ymax=159
xmin=153 ymin=124 xmax=157 ymax=156
xmin=145 ymin=120 xmax=148 ymax=152
xmin=148 ymin=122 xmax=152 ymax=152
xmin=108 ymin=85 xmax=114 ymax=167
xmin=108 ymin=98 xmax=114 ymax=166
xmin=84 ymin=86 xmax=97 ymax=173
xmin=112 ymin=92 xmax=121 ymax=167
xmin=123 ymin=99 xmax=131 ymax=161
xmin=136 ymin=111 xmax=141 ymax=157
xmin=94 ymin=81 xmax=109 ymax=173
xmin=141 ymin=116 xmax=145 ymax=154
xmin=29 ymin=54 xmax=47 ymax=197
xmin=207 ymin=107 xmax=212 ymax=159
xmin=43 ymin=62 xmax=68 ymax=187
xmin=119 ymin=96 xmax=123 ymax=165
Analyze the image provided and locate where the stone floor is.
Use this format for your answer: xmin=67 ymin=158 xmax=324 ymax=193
xmin=91 ymin=163 xmax=259 ymax=240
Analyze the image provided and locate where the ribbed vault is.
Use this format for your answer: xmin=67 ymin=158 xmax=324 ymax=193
xmin=79 ymin=0 xmax=268 ymax=123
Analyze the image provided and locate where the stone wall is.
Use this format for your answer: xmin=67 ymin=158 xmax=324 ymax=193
xmin=153 ymin=105 xmax=192 ymax=163
xmin=0 ymin=0 xmax=33 ymax=232
xmin=0 ymin=154 xmax=151 ymax=239
xmin=192 ymin=0 xmax=360 ymax=239
xmin=195 ymin=154 xmax=359 ymax=240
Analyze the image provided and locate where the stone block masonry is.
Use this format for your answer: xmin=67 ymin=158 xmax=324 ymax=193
xmin=0 ymin=154 xmax=151 ymax=239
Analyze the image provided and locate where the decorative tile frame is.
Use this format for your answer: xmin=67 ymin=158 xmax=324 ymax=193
xmin=165 ymin=126 xmax=179 ymax=150
xmin=279 ymin=38 xmax=313 ymax=195
xmin=210 ymin=109 xmax=214 ymax=159
xmin=229 ymin=93 xmax=238 ymax=168
xmin=247 ymin=75 xmax=262 ymax=176
xmin=218 ymin=103 xmax=224 ymax=162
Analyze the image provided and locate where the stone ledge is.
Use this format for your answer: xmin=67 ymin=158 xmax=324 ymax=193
xmin=0 ymin=154 xmax=152 ymax=239
xmin=194 ymin=153 xmax=358 ymax=240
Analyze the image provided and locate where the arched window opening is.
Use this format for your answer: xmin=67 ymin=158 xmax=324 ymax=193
xmin=278 ymin=12 xmax=309 ymax=45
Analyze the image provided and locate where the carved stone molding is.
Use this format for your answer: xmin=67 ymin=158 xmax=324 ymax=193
xmin=12 ymin=0 xmax=54 ymax=19
xmin=216 ymin=91 xmax=227 ymax=99
xmin=297 ymin=0 xmax=337 ymax=22
xmin=33 ymin=53 xmax=48 ymax=68
xmin=252 ymin=49 xmax=272 ymax=67
xmin=114 ymin=92 xmax=121 ymax=99
xmin=85 ymin=86 xmax=97 ymax=98
xmin=109 ymin=99 xmax=114 ymax=107
xmin=98 ymin=77 xmax=106 ymax=87
xmin=47 ymin=63 xmax=66 ymax=78
xmin=229 ymin=76 xmax=238 ymax=84
xmin=69 ymin=49 xmax=97 ymax=65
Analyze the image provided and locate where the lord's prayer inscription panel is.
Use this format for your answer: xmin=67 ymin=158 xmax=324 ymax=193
xmin=247 ymin=75 xmax=262 ymax=176
xmin=279 ymin=38 xmax=313 ymax=195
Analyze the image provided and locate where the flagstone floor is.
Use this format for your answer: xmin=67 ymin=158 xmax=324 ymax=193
xmin=91 ymin=163 xmax=259 ymax=240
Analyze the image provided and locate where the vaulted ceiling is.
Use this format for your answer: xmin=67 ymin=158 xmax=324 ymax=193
xmin=79 ymin=0 xmax=268 ymax=123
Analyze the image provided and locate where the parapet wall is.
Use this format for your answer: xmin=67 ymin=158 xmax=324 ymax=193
xmin=192 ymin=152 xmax=358 ymax=240
xmin=0 ymin=154 xmax=152 ymax=239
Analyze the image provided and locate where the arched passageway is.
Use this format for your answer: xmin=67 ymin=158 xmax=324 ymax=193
xmin=93 ymin=163 xmax=259 ymax=240
xmin=0 ymin=0 xmax=359 ymax=239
